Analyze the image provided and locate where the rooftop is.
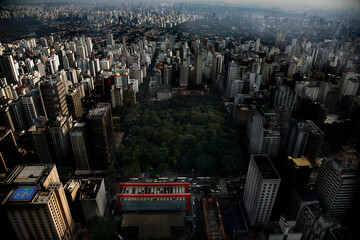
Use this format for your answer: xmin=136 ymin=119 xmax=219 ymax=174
xmin=79 ymin=178 xmax=103 ymax=200
xmin=288 ymin=156 xmax=313 ymax=169
xmin=4 ymin=164 xmax=55 ymax=185
xmin=87 ymin=103 xmax=110 ymax=119
xmin=252 ymin=155 xmax=280 ymax=179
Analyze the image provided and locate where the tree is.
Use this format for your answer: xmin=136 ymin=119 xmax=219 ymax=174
xmin=194 ymin=154 xmax=216 ymax=174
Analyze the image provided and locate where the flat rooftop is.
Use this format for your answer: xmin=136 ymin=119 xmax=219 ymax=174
xmin=252 ymin=155 xmax=280 ymax=179
xmin=288 ymin=156 xmax=313 ymax=168
xmin=87 ymin=103 xmax=110 ymax=119
xmin=4 ymin=164 xmax=55 ymax=185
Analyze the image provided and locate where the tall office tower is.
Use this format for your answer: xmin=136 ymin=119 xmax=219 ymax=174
xmin=287 ymin=156 xmax=313 ymax=188
xmin=0 ymin=104 xmax=15 ymax=132
xmin=303 ymin=120 xmax=324 ymax=164
xmin=2 ymin=164 xmax=75 ymax=240
xmin=247 ymin=106 xmax=263 ymax=150
xmin=314 ymin=146 xmax=359 ymax=222
xmin=70 ymin=122 xmax=91 ymax=173
xmin=287 ymin=60 xmax=298 ymax=78
xmin=0 ymin=53 xmax=19 ymax=84
xmin=86 ymin=103 xmax=114 ymax=169
xmin=275 ymin=105 xmax=291 ymax=147
xmin=274 ymin=84 xmax=297 ymax=110
xmin=29 ymin=117 xmax=54 ymax=163
xmin=0 ymin=127 xmax=19 ymax=173
xmin=86 ymin=38 xmax=93 ymax=55
xmin=286 ymin=119 xmax=309 ymax=158
xmin=194 ymin=51 xmax=203 ymax=85
xmin=21 ymin=90 xmax=43 ymax=127
xmin=339 ymin=72 xmax=360 ymax=99
xmin=76 ymin=45 xmax=86 ymax=59
xmin=294 ymin=204 xmax=338 ymax=239
xmin=66 ymin=87 xmax=83 ymax=120
xmin=243 ymin=155 xmax=281 ymax=226
xmin=226 ymin=61 xmax=238 ymax=97
xmin=48 ymin=115 xmax=73 ymax=167
xmin=79 ymin=178 xmax=107 ymax=222
xmin=275 ymin=30 xmax=286 ymax=48
xmin=179 ymin=61 xmax=189 ymax=87
xmin=164 ymin=65 xmax=172 ymax=86
xmin=10 ymin=97 xmax=27 ymax=130
xmin=106 ymin=33 xmax=115 ymax=46
xmin=248 ymin=107 xmax=281 ymax=159
xmin=40 ymin=80 xmax=69 ymax=121
xmin=260 ymin=63 xmax=272 ymax=87
xmin=255 ymin=38 xmax=260 ymax=52
xmin=262 ymin=130 xmax=281 ymax=159
xmin=110 ymin=85 xmax=123 ymax=108
xmin=286 ymin=188 xmax=318 ymax=221
xmin=211 ymin=52 xmax=223 ymax=85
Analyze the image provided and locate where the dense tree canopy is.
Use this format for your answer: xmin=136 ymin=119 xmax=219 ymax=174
xmin=116 ymin=95 xmax=246 ymax=177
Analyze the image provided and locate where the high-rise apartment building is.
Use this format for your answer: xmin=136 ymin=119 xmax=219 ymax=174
xmin=1 ymin=164 xmax=75 ymax=240
xmin=314 ymin=146 xmax=359 ymax=222
xmin=243 ymin=154 xmax=281 ymax=226
xmin=40 ymin=80 xmax=69 ymax=121
xmin=66 ymin=87 xmax=83 ymax=120
xmin=86 ymin=103 xmax=114 ymax=169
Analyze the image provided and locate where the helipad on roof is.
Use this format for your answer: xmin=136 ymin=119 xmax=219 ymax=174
xmin=9 ymin=186 xmax=38 ymax=201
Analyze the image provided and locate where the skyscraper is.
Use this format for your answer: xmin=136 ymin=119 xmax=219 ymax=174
xmin=0 ymin=53 xmax=19 ymax=84
xmin=86 ymin=103 xmax=114 ymax=169
xmin=303 ymin=120 xmax=324 ymax=164
xmin=70 ymin=122 xmax=91 ymax=173
xmin=194 ymin=51 xmax=202 ymax=85
xmin=106 ymin=33 xmax=115 ymax=46
xmin=314 ymin=146 xmax=359 ymax=222
xmin=66 ymin=87 xmax=83 ymax=120
xmin=29 ymin=116 xmax=54 ymax=163
xmin=286 ymin=118 xmax=309 ymax=158
xmin=179 ymin=61 xmax=189 ymax=87
xmin=243 ymin=154 xmax=281 ymax=226
xmin=21 ymin=89 xmax=43 ymax=127
xmin=48 ymin=115 xmax=73 ymax=166
xmin=40 ymin=80 xmax=69 ymax=121
xmin=248 ymin=106 xmax=281 ymax=159
xmin=275 ymin=30 xmax=286 ymax=48
xmin=226 ymin=61 xmax=238 ymax=97
xmin=2 ymin=164 xmax=75 ymax=240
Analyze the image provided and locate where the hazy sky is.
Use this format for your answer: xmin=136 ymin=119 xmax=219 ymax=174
xmin=217 ymin=0 xmax=360 ymax=11
xmin=1 ymin=0 xmax=360 ymax=12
